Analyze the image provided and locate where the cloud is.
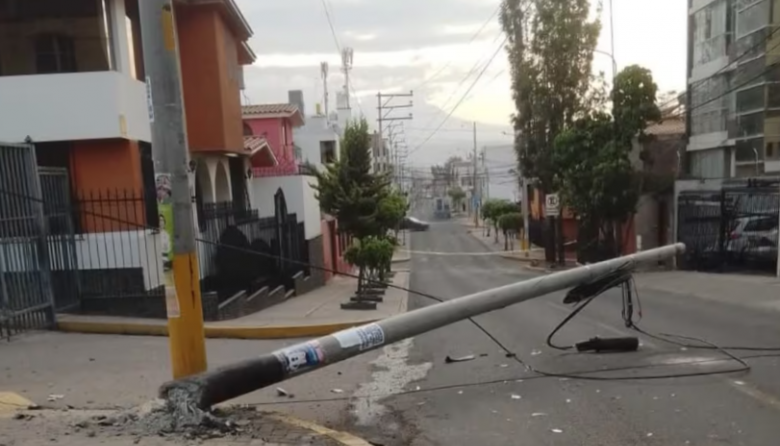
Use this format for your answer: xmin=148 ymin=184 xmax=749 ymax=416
xmin=234 ymin=0 xmax=687 ymax=168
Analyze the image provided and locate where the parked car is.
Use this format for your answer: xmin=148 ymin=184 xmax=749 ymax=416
xmin=401 ymin=216 xmax=430 ymax=231
xmin=726 ymin=215 xmax=778 ymax=261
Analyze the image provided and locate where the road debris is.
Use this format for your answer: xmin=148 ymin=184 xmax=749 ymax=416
xmin=531 ymin=412 xmax=547 ymax=417
xmin=551 ymin=428 xmax=563 ymax=433
xmin=531 ymin=350 xmax=542 ymax=356
xmin=275 ymin=387 xmax=293 ymax=398
xmin=445 ymin=354 xmax=476 ymax=363
xmin=331 ymin=389 xmax=344 ymax=394
xmin=510 ymin=394 xmax=522 ymax=400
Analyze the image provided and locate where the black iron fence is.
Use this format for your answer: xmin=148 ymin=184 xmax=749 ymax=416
xmin=67 ymin=190 xmax=165 ymax=305
xmin=41 ymin=190 xmax=311 ymax=315
xmin=198 ymin=202 xmax=308 ymax=302
xmin=677 ymin=180 xmax=779 ymax=273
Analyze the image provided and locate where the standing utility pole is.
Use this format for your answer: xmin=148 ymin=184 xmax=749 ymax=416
xmin=138 ymin=0 xmax=207 ymax=378
xmin=472 ymin=122 xmax=479 ymax=226
xmin=377 ymin=91 xmax=413 ymax=187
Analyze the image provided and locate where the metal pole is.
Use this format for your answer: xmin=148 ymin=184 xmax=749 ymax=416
xmin=473 ymin=121 xmax=479 ymax=226
xmin=161 ymin=243 xmax=685 ymax=409
xmin=138 ymin=0 xmax=207 ymax=378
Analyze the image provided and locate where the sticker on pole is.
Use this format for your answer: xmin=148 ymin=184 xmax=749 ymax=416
xmin=332 ymin=323 xmax=386 ymax=351
xmin=164 ymin=286 xmax=180 ymax=319
xmin=545 ymin=194 xmax=560 ymax=217
xmin=145 ymin=76 xmax=155 ymax=123
xmin=274 ymin=341 xmax=326 ymax=375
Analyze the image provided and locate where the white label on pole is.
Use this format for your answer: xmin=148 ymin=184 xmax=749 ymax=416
xmin=145 ymin=76 xmax=155 ymax=123
xmin=165 ymin=286 xmax=180 ymax=318
xmin=332 ymin=323 xmax=386 ymax=351
xmin=545 ymin=194 xmax=560 ymax=217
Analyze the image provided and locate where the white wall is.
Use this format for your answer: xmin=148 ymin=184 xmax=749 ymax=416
xmin=0 ymin=71 xmax=151 ymax=143
xmin=0 ymin=230 xmax=164 ymax=291
xmin=250 ymin=175 xmax=322 ymax=239
xmin=294 ymin=115 xmax=340 ymax=171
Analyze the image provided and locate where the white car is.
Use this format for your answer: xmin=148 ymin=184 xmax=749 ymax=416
xmin=726 ymin=216 xmax=778 ymax=260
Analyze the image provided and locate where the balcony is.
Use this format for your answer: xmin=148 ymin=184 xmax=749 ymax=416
xmin=0 ymin=71 xmax=150 ymax=143
xmin=0 ymin=0 xmax=148 ymax=143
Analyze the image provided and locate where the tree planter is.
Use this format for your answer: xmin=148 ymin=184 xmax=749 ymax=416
xmin=341 ymin=301 xmax=377 ymax=310
xmin=351 ymin=294 xmax=383 ymax=303
xmin=359 ymin=288 xmax=384 ymax=296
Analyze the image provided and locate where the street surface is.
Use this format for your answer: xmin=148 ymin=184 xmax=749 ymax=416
xmin=340 ymin=220 xmax=780 ymax=445
xmin=3 ymin=220 xmax=780 ymax=445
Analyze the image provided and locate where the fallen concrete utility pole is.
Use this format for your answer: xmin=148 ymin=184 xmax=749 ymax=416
xmin=160 ymin=243 xmax=685 ymax=409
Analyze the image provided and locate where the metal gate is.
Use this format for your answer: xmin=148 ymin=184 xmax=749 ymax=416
xmin=39 ymin=167 xmax=81 ymax=312
xmin=0 ymin=142 xmax=55 ymax=339
xmin=677 ymin=181 xmax=779 ymax=273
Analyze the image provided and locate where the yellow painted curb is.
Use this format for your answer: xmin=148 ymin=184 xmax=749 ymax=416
xmin=0 ymin=392 xmax=34 ymax=418
xmin=268 ymin=412 xmax=373 ymax=446
xmin=57 ymin=319 xmax=379 ymax=340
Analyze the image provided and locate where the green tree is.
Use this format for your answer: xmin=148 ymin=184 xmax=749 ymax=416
xmin=612 ymin=64 xmax=662 ymax=146
xmin=500 ymin=0 xmax=601 ymax=193
xmin=377 ymin=189 xmax=408 ymax=237
xmin=311 ymin=119 xmax=390 ymax=240
xmin=498 ymin=212 xmax=524 ymax=251
xmin=550 ymin=65 xmax=661 ymax=259
xmin=448 ymin=187 xmax=467 ymax=212
xmin=310 ymin=119 xmax=392 ymax=291
xmin=482 ymin=199 xmax=517 ymax=244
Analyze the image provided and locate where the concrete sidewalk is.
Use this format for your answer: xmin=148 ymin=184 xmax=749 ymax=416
xmin=634 ymin=270 xmax=780 ymax=312
xmin=58 ymin=269 xmax=410 ymax=340
xmin=458 ymin=217 xmax=569 ymax=271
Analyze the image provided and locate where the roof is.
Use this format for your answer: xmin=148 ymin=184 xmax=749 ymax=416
xmin=242 ymin=104 xmax=305 ymax=127
xmin=184 ymin=0 xmax=253 ymax=40
xmin=646 ymin=117 xmax=685 ymax=136
xmin=244 ymin=136 xmax=278 ymax=166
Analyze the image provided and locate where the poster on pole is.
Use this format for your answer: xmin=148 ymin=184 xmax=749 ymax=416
xmin=156 ymin=174 xmax=178 ymax=317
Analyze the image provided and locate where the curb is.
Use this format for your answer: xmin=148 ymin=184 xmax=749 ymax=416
xmin=58 ymin=271 xmax=411 ymax=340
xmin=56 ymin=319 xmax=380 ymax=340
xmin=268 ymin=412 xmax=373 ymax=446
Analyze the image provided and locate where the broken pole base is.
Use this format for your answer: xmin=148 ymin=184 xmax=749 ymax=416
xmin=160 ymin=354 xmax=285 ymax=410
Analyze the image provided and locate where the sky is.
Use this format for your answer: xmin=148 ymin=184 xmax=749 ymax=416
xmin=235 ymin=0 xmax=688 ymax=174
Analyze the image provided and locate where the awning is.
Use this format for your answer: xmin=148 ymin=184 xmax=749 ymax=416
xmin=244 ymin=136 xmax=277 ymax=167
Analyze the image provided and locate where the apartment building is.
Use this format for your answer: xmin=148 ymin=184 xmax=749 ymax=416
xmin=686 ymin=0 xmax=780 ymax=178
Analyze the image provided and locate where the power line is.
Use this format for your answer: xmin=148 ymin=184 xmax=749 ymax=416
xmin=409 ymin=35 xmax=509 ymax=157
xmin=413 ymin=4 xmax=502 ymax=91
xmin=410 ymin=30 xmax=507 ymax=144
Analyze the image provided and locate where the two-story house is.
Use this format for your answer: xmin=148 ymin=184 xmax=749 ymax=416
xmin=0 ymin=0 xmax=276 ymax=315
xmin=243 ymin=92 xmax=331 ymax=288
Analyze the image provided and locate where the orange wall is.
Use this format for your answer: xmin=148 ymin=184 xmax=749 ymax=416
xmin=176 ymin=5 xmax=243 ymax=154
xmin=70 ymin=139 xmax=145 ymax=232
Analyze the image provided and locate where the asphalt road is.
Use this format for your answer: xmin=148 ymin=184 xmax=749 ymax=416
xmin=346 ymin=220 xmax=780 ymax=446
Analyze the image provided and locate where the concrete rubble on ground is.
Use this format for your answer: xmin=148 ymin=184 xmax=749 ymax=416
xmin=1 ymin=401 xmax=344 ymax=446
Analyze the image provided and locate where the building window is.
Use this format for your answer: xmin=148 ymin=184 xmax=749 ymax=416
xmin=735 ymin=137 xmax=764 ymax=162
xmin=243 ymin=122 xmax=253 ymax=136
xmin=34 ymin=33 xmax=77 ymax=74
xmin=321 ymin=141 xmax=336 ymax=164
xmin=735 ymin=0 xmax=769 ymax=39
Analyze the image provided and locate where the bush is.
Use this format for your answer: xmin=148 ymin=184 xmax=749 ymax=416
xmin=344 ymin=236 xmax=395 ymax=288
xmin=498 ymin=212 xmax=524 ymax=251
